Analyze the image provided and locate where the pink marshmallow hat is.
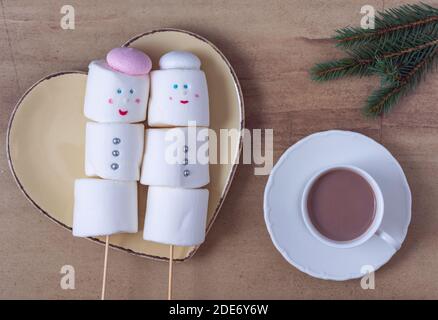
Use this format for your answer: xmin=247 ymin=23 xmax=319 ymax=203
xmin=106 ymin=47 xmax=152 ymax=76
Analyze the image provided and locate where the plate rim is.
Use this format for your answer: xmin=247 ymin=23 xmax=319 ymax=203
xmin=263 ymin=130 xmax=412 ymax=280
xmin=7 ymin=28 xmax=245 ymax=262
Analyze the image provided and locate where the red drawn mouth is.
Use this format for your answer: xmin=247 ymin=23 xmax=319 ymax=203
xmin=119 ymin=109 xmax=128 ymax=116
xmin=180 ymin=100 xmax=189 ymax=104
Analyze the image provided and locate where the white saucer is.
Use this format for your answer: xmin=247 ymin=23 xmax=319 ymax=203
xmin=264 ymin=130 xmax=411 ymax=281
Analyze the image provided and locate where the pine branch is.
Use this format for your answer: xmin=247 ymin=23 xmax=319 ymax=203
xmin=364 ymin=52 xmax=438 ymax=116
xmin=311 ymin=33 xmax=438 ymax=81
xmin=335 ymin=3 xmax=438 ymax=48
xmin=310 ymin=58 xmax=373 ymax=81
xmin=310 ymin=2 xmax=438 ymax=116
xmin=384 ymin=38 xmax=438 ymax=57
xmin=355 ymin=32 xmax=438 ymax=61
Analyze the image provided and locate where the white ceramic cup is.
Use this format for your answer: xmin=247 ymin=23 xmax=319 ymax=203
xmin=301 ymin=164 xmax=400 ymax=250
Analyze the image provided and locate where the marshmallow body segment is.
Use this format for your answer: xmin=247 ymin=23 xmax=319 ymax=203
xmin=140 ymin=127 xmax=209 ymax=188
xmin=73 ymin=179 xmax=138 ymax=237
xmin=148 ymin=51 xmax=209 ymax=127
xmin=85 ymin=122 xmax=144 ymax=181
xmin=84 ymin=60 xmax=150 ymax=123
xmin=143 ymin=186 xmax=209 ymax=246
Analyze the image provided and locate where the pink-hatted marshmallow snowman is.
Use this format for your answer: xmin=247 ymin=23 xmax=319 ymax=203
xmin=74 ymin=47 xmax=151 ymax=238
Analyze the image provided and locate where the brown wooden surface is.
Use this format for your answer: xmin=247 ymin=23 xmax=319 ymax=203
xmin=1 ymin=0 xmax=438 ymax=299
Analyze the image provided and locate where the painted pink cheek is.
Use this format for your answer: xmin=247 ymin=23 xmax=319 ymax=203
xmin=195 ymin=93 xmax=200 ymax=98
xmin=135 ymin=98 xmax=141 ymax=104
xmin=108 ymin=98 xmax=113 ymax=104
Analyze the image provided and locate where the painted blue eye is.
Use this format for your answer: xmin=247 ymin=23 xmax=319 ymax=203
xmin=129 ymin=89 xmax=134 ymax=94
xmin=116 ymin=88 xmax=122 ymax=94
xmin=173 ymin=84 xmax=178 ymax=89
xmin=183 ymin=84 xmax=189 ymax=89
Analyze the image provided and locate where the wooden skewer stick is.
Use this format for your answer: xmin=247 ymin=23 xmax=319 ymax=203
xmin=168 ymin=245 xmax=174 ymax=300
xmin=101 ymin=235 xmax=110 ymax=300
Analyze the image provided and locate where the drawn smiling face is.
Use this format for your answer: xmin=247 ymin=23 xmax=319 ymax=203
xmin=168 ymin=82 xmax=201 ymax=105
xmin=148 ymin=69 xmax=209 ymax=127
xmin=84 ymin=60 xmax=150 ymax=123
xmin=154 ymin=70 xmax=207 ymax=110
xmin=107 ymin=87 xmax=143 ymax=117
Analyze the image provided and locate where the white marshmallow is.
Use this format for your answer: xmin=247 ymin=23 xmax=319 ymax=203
xmin=73 ymin=179 xmax=138 ymax=237
xmin=84 ymin=60 xmax=150 ymax=123
xmin=140 ymin=127 xmax=209 ymax=188
xmin=147 ymin=51 xmax=209 ymax=127
xmin=85 ymin=122 xmax=144 ymax=181
xmin=143 ymin=186 xmax=209 ymax=246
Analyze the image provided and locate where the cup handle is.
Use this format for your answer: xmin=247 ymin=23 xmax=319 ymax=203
xmin=376 ymin=229 xmax=401 ymax=251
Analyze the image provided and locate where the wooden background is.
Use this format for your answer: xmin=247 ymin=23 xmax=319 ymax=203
xmin=1 ymin=0 xmax=438 ymax=299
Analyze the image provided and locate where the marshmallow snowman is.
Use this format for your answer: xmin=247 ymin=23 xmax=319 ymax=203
xmin=148 ymin=51 xmax=209 ymax=127
xmin=73 ymin=47 xmax=151 ymax=238
xmin=140 ymin=127 xmax=209 ymax=188
xmin=141 ymin=51 xmax=210 ymax=247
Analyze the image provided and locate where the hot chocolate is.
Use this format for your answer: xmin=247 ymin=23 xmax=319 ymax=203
xmin=306 ymin=168 xmax=376 ymax=242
